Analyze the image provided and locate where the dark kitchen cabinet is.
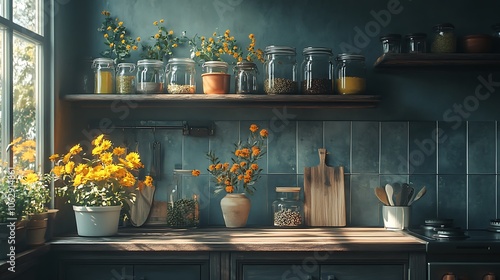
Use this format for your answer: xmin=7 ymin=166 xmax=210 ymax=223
xmin=134 ymin=264 xmax=205 ymax=280
xmin=320 ymin=264 xmax=404 ymax=280
xmin=64 ymin=264 xmax=134 ymax=280
xmin=64 ymin=264 xmax=204 ymax=280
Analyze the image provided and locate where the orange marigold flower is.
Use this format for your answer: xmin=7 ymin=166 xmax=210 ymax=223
xmin=209 ymin=164 xmax=215 ymax=171
xmin=230 ymin=164 xmax=239 ymax=173
xmin=192 ymin=169 xmax=201 ymax=177
xmin=250 ymin=124 xmax=259 ymax=132
xmin=225 ymin=185 xmax=234 ymax=193
xmin=260 ymin=129 xmax=269 ymax=138
xmin=251 ymin=163 xmax=259 ymax=170
xmin=144 ymin=175 xmax=154 ymax=187
xmin=240 ymin=162 xmax=247 ymax=167
xmin=237 ymin=174 xmax=244 ymax=180
xmin=252 ymin=147 xmax=260 ymax=156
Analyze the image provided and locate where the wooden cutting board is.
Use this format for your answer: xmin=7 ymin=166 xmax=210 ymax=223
xmin=304 ymin=148 xmax=346 ymax=226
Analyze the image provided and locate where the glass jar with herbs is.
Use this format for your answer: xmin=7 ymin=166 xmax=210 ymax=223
xmin=92 ymin=58 xmax=115 ymax=94
xmin=334 ymin=53 xmax=366 ymax=95
xmin=136 ymin=59 xmax=165 ymax=93
xmin=300 ymin=47 xmax=334 ymax=95
xmin=166 ymin=170 xmax=199 ymax=227
xmin=431 ymin=23 xmax=456 ymax=53
xmin=116 ymin=63 xmax=136 ymax=94
xmin=165 ymin=58 xmax=196 ymax=94
xmin=264 ymin=45 xmax=297 ymax=95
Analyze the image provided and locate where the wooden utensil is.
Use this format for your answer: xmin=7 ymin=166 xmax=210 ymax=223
xmin=304 ymin=148 xmax=346 ymax=226
xmin=374 ymin=187 xmax=390 ymax=206
xmin=129 ymin=185 xmax=156 ymax=227
xmin=408 ymin=186 xmax=426 ymax=206
xmin=385 ymin=184 xmax=395 ymax=206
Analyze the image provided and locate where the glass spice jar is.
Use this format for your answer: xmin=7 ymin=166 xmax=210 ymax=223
xmin=136 ymin=59 xmax=165 ymax=94
xmin=116 ymin=63 xmax=136 ymax=94
xmin=431 ymin=23 xmax=456 ymax=53
xmin=300 ymin=47 xmax=334 ymax=95
xmin=165 ymin=58 xmax=196 ymax=94
xmin=234 ymin=62 xmax=259 ymax=94
xmin=334 ymin=53 xmax=366 ymax=95
xmin=264 ymin=45 xmax=297 ymax=95
xmin=92 ymin=58 xmax=115 ymax=94
xmin=405 ymin=33 xmax=427 ymax=53
xmin=272 ymin=187 xmax=304 ymax=227
xmin=379 ymin=34 xmax=402 ymax=54
xmin=166 ymin=170 xmax=199 ymax=227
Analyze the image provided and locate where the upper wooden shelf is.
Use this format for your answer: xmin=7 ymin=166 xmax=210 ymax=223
xmin=374 ymin=53 xmax=500 ymax=68
xmin=63 ymin=93 xmax=380 ymax=109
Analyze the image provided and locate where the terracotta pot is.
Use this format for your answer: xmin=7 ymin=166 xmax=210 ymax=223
xmin=201 ymin=73 xmax=230 ymax=94
xmin=45 ymin=209 xmax=59 ymax=241
xmin=26 ymin=218 xmax=47 ymax=246
xmin=220 ymin=193 xmax=251 ymax=227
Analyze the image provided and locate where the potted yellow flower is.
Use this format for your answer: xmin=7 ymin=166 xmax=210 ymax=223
xmin=50 ymin=134 xmax=153 ymax=236
xmin=187 ymin=30 xmax=264 ymax=94
xmin=193 ymin=124 xmax=268 ymax=227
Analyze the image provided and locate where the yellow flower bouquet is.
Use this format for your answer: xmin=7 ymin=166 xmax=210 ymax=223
xmin=50 ymin=134 xmax=153 ymax=207
xmin=193 ymin=124 xmax=269 ymax=195
xmin=98 ymin=10 xmax=139 ymax=63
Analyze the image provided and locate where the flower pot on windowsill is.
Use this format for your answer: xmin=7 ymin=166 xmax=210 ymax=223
xmin=26 ymin=218 xmax=47 ymax=246
xmin=73 ymin=205 xmax=121 ymax=237
xmin=201 ymin=73 xmax=230 ymax=94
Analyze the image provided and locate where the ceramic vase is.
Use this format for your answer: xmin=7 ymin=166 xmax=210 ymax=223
xmin=201 ymin=73 xmax=230 ymax=94
xmin=220 ymin=193 xmax=251 ymax=227
xmin=73 ymin=205 xmax=121 ymax=237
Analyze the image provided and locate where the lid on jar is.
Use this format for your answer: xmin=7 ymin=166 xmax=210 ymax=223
xmin=336 ymin=53 xmax=365 ymax=61
xmin=379 ymin=34 xmax=402 ymax=41
xmin=92 ymin=57 xmax=114 ymax=67
xmin=234 ymin=61 xmax=257 ymax=69
xmin=137 ymin=59 xmax=164 ymax=66
xmin=302 ymin=47 xmax=333 ymax=55
xmin=433 ymin=23 xmax=455 ymax=31
xmin=117 ymin=62 xmax=135 ymax=68
xmin=167 ymin=58 xmax=195 ymax=65
xmin=276 ymin=187 xmax=300 ymax=193
xmin=202 ymin=61 xmax=228 ymax=68
xmin=405 ymin=33 xmax=427 ymax=39
xmin=265 ymin=45 xmax=296 ymax=55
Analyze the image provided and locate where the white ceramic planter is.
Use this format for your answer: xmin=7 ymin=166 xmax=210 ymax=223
xmin=220 ymin=193 xmax=251 ymax=227
xmin=73 ymin=205 xmax=121 ymax=237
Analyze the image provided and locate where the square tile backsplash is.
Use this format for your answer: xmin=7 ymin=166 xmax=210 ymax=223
xmin=113 ymin=120 xmax=499 ymax=229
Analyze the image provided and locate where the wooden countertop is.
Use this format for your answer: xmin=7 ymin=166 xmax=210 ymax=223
xmin=49 ymin=227 xmax=426 ymax=252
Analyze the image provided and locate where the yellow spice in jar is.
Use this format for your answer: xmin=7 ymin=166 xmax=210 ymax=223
xmin=336 ymin=77 xmax=366 ymax=95
xmin=95 ymin=71 xmax=113 ymax=93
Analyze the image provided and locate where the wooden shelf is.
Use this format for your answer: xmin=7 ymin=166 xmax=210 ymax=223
xmin=63 ymin=94 xmax=380 ymax=108
xmin=374 ymin=53 xmax=500 ymax=68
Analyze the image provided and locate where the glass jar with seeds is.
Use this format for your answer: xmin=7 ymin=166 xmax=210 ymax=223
xmin=263 ymin=45 xmax=297 ymax=95
xmin=431 ymin=23 xmax=456 ymax=53
xmin=301 ymin=47 xmax=334 ymax=95
xmin=116 ymin=63 xmax=136 ymax=94
xmin=136 ymin=59 xmax=165 ymax=93
xmin=165 ymin=58 xmax=196 ymax=94
xmin=272 ymin=187 xmax=304 ymax=227
xmin=334 ymin=53 xmax=366 ymax=95
xmin=166 ymin=169 xmax=199 ymax=227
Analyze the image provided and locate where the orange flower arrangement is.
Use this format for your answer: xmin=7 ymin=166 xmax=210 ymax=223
xmin=193 ymin=124 xmax=268 ymax=195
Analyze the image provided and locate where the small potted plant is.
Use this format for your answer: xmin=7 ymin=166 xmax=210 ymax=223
xmin=50 ymin=134 xmax=154 ymax=236
xmin=187 ymin=30 xmax=264 ymax=94
xmin=192 ymin=124 xmax=268 ymax=227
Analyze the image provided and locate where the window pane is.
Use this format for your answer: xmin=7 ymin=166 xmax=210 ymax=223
xmin=0 ymin=0 xmax=5 ymax=18
xmin=13 ymin=34 xmax=38 ymax=171
xmin=13 ymin=0 xmax=41 ymax=34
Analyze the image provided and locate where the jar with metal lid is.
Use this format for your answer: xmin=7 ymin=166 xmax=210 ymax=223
xmin=301 ymin=47 xmax=334 ymax=95
xmin=92 ymin=58 xmax=115 ymax=94
xmin=491 ymin=23 xmax=500 ymax=52
xmin=136 ymin=59 xmax=165 ymax=93
xmin=405 ymin=33 xmax=427 ymax=53
xmin=334 ymin=53 xmax=366 ymax=95
xmin=264 ymin=45 xmax=297 ymax=95
xmin=272 ymin=187 xmax=304 ymax=227
xmin=166 ymin=170 xmax=199 ymax=227
xmin=379 ymin=34 xmax=402 ymax=54
xmin=234 ymin=62 xmax=259 ymax=94
xmin=431 ymin=23 xmax=456 ymax=53
xmin=201 ymin=61 xmax=230 ymax=94
xmin=116 ymin=63 xmax=136 ymax=94
xmin=166 ymin=58 xmax=196 ymax=94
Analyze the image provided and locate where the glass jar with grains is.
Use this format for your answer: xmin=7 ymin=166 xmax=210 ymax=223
xmin=431 ymin=23 xmax=456 ymax=53
xmin=116 ymin=63 xmax=136 ymax=94
xmin=165 ymin=170 xmax=199 ymax=227
xmin=136 ymin=59 xmax=165 ymax=94
xmin=300 ymin=47 xmax=334 ymax=95
xmin=334 ymin=53 xmax=366 ymax=95
xmin=92 ymin=58 xmax=115 ymax=94
xmin=272 ymin=187 xmax=304 ymax=227
xmin=165 ymin=58 xmax=196 ymax=94
xmin=264 ymin=45 xmax=297 ymax=95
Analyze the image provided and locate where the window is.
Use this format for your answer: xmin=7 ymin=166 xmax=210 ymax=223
xmin=1 ymin=0 xmax=49 ymax=172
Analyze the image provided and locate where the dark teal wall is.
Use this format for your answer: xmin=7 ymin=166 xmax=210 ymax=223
xmin=55 ymin=0 xmax=500 ymax=229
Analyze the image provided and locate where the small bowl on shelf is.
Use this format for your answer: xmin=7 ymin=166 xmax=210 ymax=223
xmin=462 ymin=34 xmax=493 ymax=53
